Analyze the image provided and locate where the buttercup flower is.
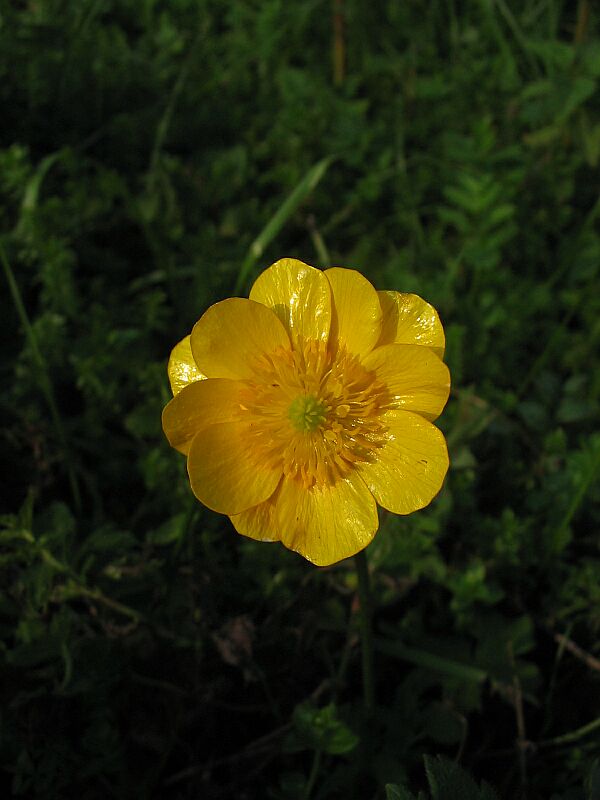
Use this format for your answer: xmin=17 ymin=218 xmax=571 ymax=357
xmin=162 ymin=259 xmax=450 ymax=566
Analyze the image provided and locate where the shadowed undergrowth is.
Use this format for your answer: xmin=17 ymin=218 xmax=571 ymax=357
xmin=0 ymin=1 xmax=599 ymax=798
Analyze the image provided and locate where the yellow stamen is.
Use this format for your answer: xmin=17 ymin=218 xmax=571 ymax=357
xmin=238 ymin=338 xmax=389 ymax=489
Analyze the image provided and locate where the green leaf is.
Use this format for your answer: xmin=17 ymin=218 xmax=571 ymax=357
xmin=375 ymin=637 xmax=488 ymax=684
xmin=17 ymin=148 xmax=68 ymax=224
xmin=234 ymin=156 xmax=333 ymax=292
xmin=581 ymin=41 xmax=600 ymax=77
xmin=423 ymin=704 xmax=465 ymax=745
xmin=284 ymin=702 xmax=358 ymax=755
xmin=424 ymin=755 xmax=500 ymax=800
xmin=558 ymin=77 xmax=596 ymax=123
xmin=386 ymin=785 xmax=417 ymax=800
xmin=146 ymin=513 xmax=186 ymax=545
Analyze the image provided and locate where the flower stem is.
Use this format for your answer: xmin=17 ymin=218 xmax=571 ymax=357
xmin=354 ymin=548 xmax=375 ymax=714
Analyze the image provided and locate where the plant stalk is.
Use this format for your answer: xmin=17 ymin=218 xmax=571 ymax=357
xmin=354 ymin=547 xmax=375 ymax=714
xmin=0 ymin=238 xmax=81 ymax=513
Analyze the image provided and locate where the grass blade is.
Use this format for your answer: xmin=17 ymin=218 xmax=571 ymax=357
xmin=0 ymin=238 xmax=82 ymax=513
xmin=234 ymin=156 xmax=334 ymax=293
xmin=375 ymin=638 xmax=488 ymax=684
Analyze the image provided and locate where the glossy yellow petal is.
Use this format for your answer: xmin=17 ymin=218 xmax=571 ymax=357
xmin=162 ymin=378 xmax=244 ymax=455
xmin=377 ymin=291 xmax=445 ymax=357
xmin=229 ymin=484 xmax=282 ymax=543
xmin=362 ymin=343 xmax=450 ymax=422
xmin=249 ymin=258 xmax=331 ymax=344
xmin=191 ymin=297 xmax=291 ymax=380
xmin=187 ymin=421 xmax=281 ymax=514
xmin=356 ymin=410 xmax=448 ymax=515
xmin=275 ymin=473 xmax=378 ymax=566
xmin=168 ymin=335 xmax=206 ymax=396
xmin=325 ymin=268 xmax=382 ymax=358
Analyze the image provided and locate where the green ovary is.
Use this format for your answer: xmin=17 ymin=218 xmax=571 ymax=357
xmin=288 ymin=394 xmax=327 ymax=432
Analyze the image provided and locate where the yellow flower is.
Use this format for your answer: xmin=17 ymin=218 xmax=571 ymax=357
xmin=162 ymin=259 xmax=450 ymax=566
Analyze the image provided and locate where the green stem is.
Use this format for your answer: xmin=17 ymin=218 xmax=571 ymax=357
xmin=552 ymin=443 xmax=599 ymax=548
xmin=0 ymin=238 xmax=81 ymax=513
xmin=538 ymin=715 xmax=600 ymax=748
xmin=72 ymin=584 xmax=144 ymax=623
xmin=354 ymin=548 xmax=375 ymax=713
xmin=303 ymin=749 xmax=322 ymax=800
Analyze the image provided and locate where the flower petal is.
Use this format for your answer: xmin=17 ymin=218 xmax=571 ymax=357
xmin=168 ymin=335 xmax=206 ymax=396
xmin=325 ymin=268 xmax=382 ymax=358
xmin=275 ymin=473 xmax=378 ymax=566
xmin=191 ymin=297 xmax=291 ymax=380
xmin=162 ymin=378 xmax=244 ymax=455
xmin=187 ymin=421 xmax=281 ymax=514
xmin=229 ymin=484 xmax=282 ymax=543
xmin=362 ymin=343 xmax=450 ymax=421
xmin=249 ymin=258 xmax=331 ymax=344
xmin=377 ymin=291 xmax=445 ymax=357
xmin=356 ymin=410 xmax=448 ymax=515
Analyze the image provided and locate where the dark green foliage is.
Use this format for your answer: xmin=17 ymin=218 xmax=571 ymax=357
xmin=387 ymin=755 xmax=499 ymax=800
xmin=1 ymin=1 xmax=599 ymax=798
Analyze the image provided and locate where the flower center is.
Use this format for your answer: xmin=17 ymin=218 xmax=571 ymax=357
xmin=238 ymin=338 xmax=389 ymax=489
xmin=288 ymin=394 xmax=327 ymax=432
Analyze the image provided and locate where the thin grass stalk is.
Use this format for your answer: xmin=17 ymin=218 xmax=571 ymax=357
xmin=0 ymin=239 xmax=82 ymax=513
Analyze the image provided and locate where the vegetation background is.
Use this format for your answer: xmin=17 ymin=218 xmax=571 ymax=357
xmin=1 ymin=1 xmax=599 ymax=798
